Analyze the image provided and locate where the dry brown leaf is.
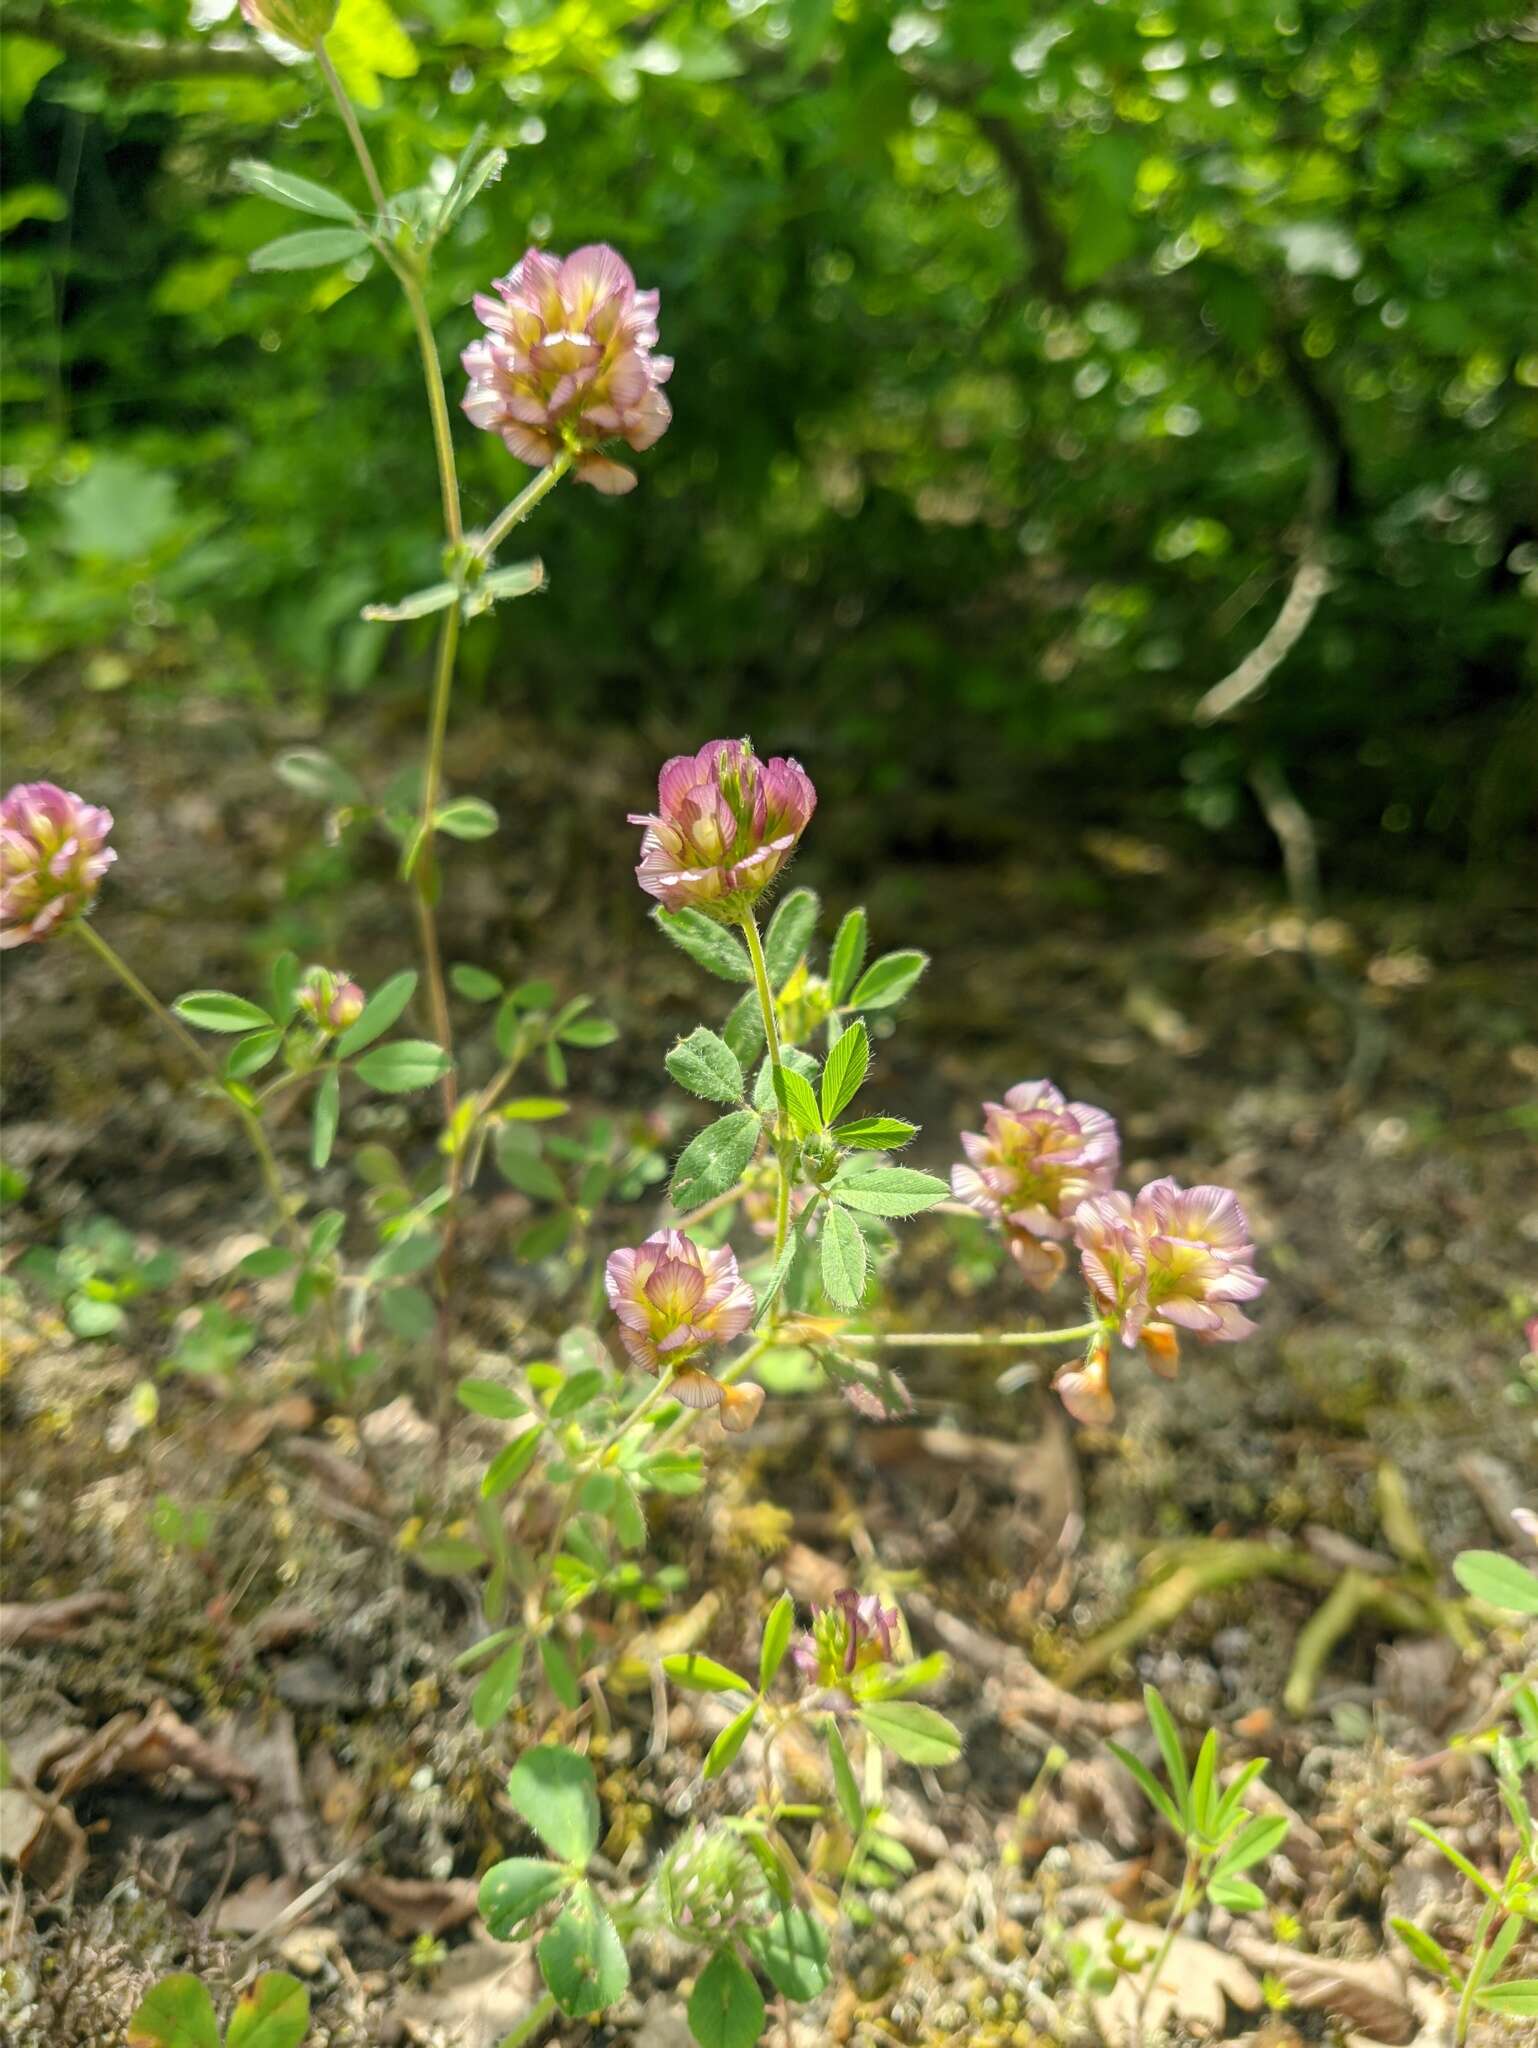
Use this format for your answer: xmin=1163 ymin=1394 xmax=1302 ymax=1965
xmin=48 ymin=1699 xmax=258 ymax=1803
xmin=1076 ymin=1915 xmax=1262 ymax=2041
xmin=1230 ymin=1936 xmax=1415 ymax=2044
xmin=0 ymin=1590 xmax=128 ymax=1646
xmin=220 ymin=1707 xmax=320 ymax=1878
xmin=217 ymin=1396 xmax=316 ymax=1457
xmin=281 ymin=1436 xmax=384 ymax=1512
xmin=346 ymin=1870 xmax=480 ymax=1937
xmin=248 ymin=1602 xmax=321 ymax=1652
xmin=359 ymin=1395 xmax=437 ymax=1452
xmin=0 ymin=1784 xmax=89 ymax=1898
xmin=212 ymin=1872 xmax=305 ymax=1936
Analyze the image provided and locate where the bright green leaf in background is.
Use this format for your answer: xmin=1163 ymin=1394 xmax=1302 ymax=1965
xmin=326 ymin=0 xmax=419 ymax=109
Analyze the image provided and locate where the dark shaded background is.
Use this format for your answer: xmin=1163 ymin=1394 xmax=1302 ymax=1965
xmin=2 ymin=0 xmax=1536 ymax=883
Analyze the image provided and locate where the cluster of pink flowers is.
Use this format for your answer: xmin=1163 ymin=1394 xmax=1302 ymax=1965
xmin=629 ymin=738 xmax=816 ymax=920
xmin=603 ymin=1230 xmax=763 ymax=1431
xmin=952 ymin=1076 xmax=1265 ymax=1422
xmin=951 ymin=1080 xmax=1120 ymax=1290
xmin=0 ymin=782 xmax=116 ymax=948
xmin=462 ymin=245 xmax=672 ymax=495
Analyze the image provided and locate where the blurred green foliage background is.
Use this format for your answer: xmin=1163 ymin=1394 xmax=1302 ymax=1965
xmin=2 ymin=0 xmax=1535 ymax=870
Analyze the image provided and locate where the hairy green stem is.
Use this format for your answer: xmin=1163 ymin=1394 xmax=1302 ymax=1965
xmin=596 ymin=1367 xmax=678 ymax=1463
xmin=739 ymin=909 xmax=792 ymax=1255
xmin=72 ymin=921 xmax=302 ymax=1256
xmin=525 ymin=1370 xmax=678 ymax=1632
xmin=400 ymin=265 xmax=463 ymax=547
xmin=476 ymin=450 xmax=572 ymax=562
xmin=840 ymin=1321 xmax=1103 ymax=1350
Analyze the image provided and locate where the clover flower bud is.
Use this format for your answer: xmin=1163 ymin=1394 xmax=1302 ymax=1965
xmin=461 ymin=245 xmax=672 ymax=494
xmin=238 ymin=0 xmax=337 ymax=51
xmin=792 ymin=1589 xmax=900 ymax=1697
xmin=775 ymin=960 xmax=834 ymax=1048
xmin=0 ymin=782 xmax=116 ymax=948
xmin=604 ymin=1230 xmax=759 ymax=1425
xmin=658 ymin=1825 xmax=767 ymax=1940
xmin=951 ymin=1081 xmax=1120 ymax=1291
xmin=629 ymin=738 xmax=816 ymax=920
xmin=296 ymin=966 xmax=365 ymax=1033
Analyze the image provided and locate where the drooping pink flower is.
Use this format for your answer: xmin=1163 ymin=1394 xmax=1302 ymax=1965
xmin=792 ymin=1589 xmax=900 ymax=1693
xmin=297 ymin=966 xmax=365 ymax=1033
xmin=629 ymin=739 xmax=816 ymax=919
xmin=952 ymin=1081 xmax=1120 ymax=1290
xmin=0 ymin=782 xmax=116 ymax=948
xmin=604 ymin=1229 xmax=760 ymax=1426
xmin=461 ymin=245 xmax=672 ymax=494
xmin=1052 ymin=1334 xmax=1116 ymax=1428
xmin=1073 ymin=1179 xmax=1266 ymax=1351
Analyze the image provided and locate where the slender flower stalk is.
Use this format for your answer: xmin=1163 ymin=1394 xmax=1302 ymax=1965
xmin=72 ymin=921 xmax=303 ymax=1258
xmin=1133 ymin=1856 xmax=1200 ymax=2048
xmin=314 ymin=40 xmax=387 ymax=216
xmin=839 ymin=1322 xmax=1104 ymax=1350
xmin=474 ymin=449 xmax=572 ymax=563
xmin=739 ymin=908 xmax=793 ymax=1255
xmin=410 ymin=602 xmax=462 ymax=1110
xmin=316 ymin=44 xmax=465 ymax=1114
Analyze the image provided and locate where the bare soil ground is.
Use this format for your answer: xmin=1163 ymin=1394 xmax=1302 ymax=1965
xmin=2 ymin=682 xmax=1535 ymax=2044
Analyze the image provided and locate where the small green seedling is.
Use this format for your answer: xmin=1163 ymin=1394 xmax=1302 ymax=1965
xmin=1109 ymin=1684 xmax=1291 ymax=2045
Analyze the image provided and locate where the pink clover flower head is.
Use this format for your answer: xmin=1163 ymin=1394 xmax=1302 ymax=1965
xmin=1134 ymin=1177 xmax=1267 ymax=1342
xmin=792 ymin=1589 xmax=901 ymax=1693
xmin=1072 ymin=1178 xmax=1266 ymax=1354
xmin=297 ymin=966 xmax=365 ymax=1033
xmin=0 ymin=782 xmax=116 ymax=948
xmin=629 ymin=738 xmax=816 ymax=919
xmin=604 ymin=1229 xmax=760 ymax=1428
xmin=953 ymin=1081 xmax=1120 ymax=1291
xmin=461 ymin=244 xmax=672 ymax=494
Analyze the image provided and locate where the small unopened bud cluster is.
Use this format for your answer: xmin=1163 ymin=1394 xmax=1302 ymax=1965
xmin=296 ymin=965 xmax=365 ymax=1033
xmin=792 ymin=1589 xmax=900 ymax=1700
xmin=656 ymin=1825 xmax=766 ymax=1941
